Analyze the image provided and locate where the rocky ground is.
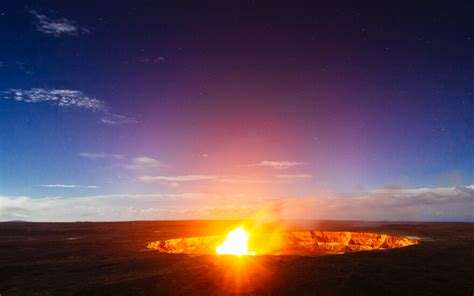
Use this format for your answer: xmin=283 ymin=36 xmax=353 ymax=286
xmin=0 ymin=220 xmax=472 ymax=295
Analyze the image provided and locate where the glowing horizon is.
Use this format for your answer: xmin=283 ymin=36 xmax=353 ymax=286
xmin=0 ymin=2 xmax=472 ymax=222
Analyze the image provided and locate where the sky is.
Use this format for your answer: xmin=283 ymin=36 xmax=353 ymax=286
xmin=0 ymin=1 xmax=472 ymax=222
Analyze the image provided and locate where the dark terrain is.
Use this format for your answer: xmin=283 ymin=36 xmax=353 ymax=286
xmin=0 ymin=220 xmax=472 ymax=295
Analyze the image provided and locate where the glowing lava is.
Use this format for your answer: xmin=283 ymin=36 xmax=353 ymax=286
xmin=216 ymin=226 xmax=255 ymax=256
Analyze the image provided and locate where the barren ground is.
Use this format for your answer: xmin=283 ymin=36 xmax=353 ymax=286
xmin=0 ymin=221 xmax=472 ymax=295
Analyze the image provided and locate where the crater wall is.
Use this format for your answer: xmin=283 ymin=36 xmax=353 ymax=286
xmin=147 ymin=231 xmax=418 ymax=256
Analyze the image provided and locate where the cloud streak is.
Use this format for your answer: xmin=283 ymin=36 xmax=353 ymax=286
xmin=248 ymin=161 xmax=304 ymax=169
xmin=4 ymin=88 xmax=104 ymax=111
xmin=139 ymin=175 xmax=265 ymax=183
xmin=139 ymin=174 xmax=312 ymax=184
xmin=1 ymin=185 xmax=472 ymax=222
xmin=40 ymin=184 xmax=100 ymax=189
xmin=139 ymin=175 xmax=218 ymax=182
xmin=311 ymin=185 xmax=474 ymax=222
xmin=30 ymin=10 xmax=89 ymax=37
xmin=276 ymin=174 xmax=313 ymax=179
xmin=2 ymin=88 xmax=136 ymax=125
xmin=79 ymin=152 xmax=124 ymax=160
xmin=127 ymin=157 xmax=169 ymax=171
xmin=100 ymin=113 xmax=138 ymax=125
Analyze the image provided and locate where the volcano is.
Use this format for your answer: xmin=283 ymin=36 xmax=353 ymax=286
xmin=147 ymin=228 xmax=418 ymax=256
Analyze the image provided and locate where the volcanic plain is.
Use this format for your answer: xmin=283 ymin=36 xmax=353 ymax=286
xmin=0 ymin=220 xmax=472 ymax=295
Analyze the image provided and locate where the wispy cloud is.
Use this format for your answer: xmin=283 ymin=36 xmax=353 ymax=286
xmin=3 ymin=88 xmax=104 ymax=111
xmin=40 ymin=184 xmax=99 ymax=189
xmin=0 ymin=192 xmax=219 ymax=221
xmin=248 ymin=161 xmax=304 ymax=169
xmin=127 ymin=157 xmax=169 ymax=171
xmin=2 ymin=88 xmax=135 ymax=125
xmin=100 ymin=113 xmax=137 ymax=125
xmin=311 ymin=185 xmax=474 ymax=221
xmin=30 ymin=10 xmax=89 ymax=37
xmin=1 ymin=185 xmax=472 ymax=222
xmin=139 ymin=174 xmax=311 ymax=184
xmin=139 ymin=175 xmax=218 ymax=182
xmin=276 ymin=174 xmax=313 ymax=179
xmin=79 ymin=152 xmax=124 ymax=160
xmin=139 ymin=174 xmax=263 ymax=184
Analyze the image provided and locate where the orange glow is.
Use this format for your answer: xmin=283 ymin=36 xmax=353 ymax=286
xmin=216 ymin=226 xmax=255 ymax=256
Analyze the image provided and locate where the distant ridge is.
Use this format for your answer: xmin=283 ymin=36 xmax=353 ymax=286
xmin=1 ymin=220 xmax=29 ymax=223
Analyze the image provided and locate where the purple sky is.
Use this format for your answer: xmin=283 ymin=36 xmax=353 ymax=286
xmin=0 ymin=2 xmax=472 ymax=221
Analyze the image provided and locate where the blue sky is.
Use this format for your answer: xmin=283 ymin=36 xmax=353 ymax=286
xmin=0 ymin=1 xmax=472 ymax=221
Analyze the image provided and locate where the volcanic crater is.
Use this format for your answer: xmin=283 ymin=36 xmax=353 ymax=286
xmin=147 ymin=230 xmax=418 ymax=256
